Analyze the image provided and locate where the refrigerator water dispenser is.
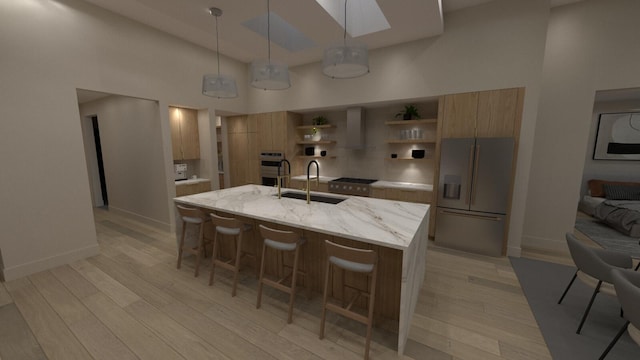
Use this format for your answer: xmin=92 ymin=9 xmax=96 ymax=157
xmin=443 ymin=175 xmax=461 ymax=199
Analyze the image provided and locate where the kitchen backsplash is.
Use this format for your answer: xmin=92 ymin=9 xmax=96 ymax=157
xmin=298 ymin=103 xmax=437 ymax=184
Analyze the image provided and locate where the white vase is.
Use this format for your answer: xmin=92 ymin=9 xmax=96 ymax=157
xmin=312 ymin=132 xmax=321 ymax=141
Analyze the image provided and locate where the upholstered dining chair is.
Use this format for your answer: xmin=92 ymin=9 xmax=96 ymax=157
xmin=598 ymin=268 xmax=640 ymax=359
xmin=557 ymin=233 xmax=633 ymax=334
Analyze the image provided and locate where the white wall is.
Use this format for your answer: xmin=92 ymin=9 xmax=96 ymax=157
xmin=523 ymin=0 xmax=640 ymax=252
xmin=79 ymin=96 xmax=171 ymax=228
xmin=0 ymin=0 xmax=248 ymax=280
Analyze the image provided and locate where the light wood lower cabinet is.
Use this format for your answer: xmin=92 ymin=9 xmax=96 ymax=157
xmin=176 ymin=181 xmax=211 ymax=197
xmin=288 ymin=179 xmax=328 ymax=193
xmin=371 ymin=187 xmax=432 ymax=204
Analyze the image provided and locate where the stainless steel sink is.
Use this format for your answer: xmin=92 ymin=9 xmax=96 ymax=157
xmin=278 ymin=191 xmax=347 ymax=204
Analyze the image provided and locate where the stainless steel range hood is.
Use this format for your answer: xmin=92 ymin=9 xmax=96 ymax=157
xmin=345 ymin=107 xmax=365 ymax=149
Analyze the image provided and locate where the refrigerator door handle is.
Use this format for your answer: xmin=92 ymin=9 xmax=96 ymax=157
xmin=465 ymin=145 xmax=474 ymax=205
xmin=471 ymin=145 xmax=480 ymax=205
xmin=439 ymin=209 xmax=502 ymax=222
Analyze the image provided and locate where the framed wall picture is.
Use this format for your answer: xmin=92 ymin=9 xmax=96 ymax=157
xmin=593 ymin=112 xmax=640 ymax=160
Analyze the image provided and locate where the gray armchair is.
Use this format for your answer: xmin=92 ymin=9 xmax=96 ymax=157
xmin=599 ymin=269 xmax=640 ymax=359
xmin=557 ymin=233 xmax=633 ymax=334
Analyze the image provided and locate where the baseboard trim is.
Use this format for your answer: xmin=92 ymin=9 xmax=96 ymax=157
xmin=507 ymin=245 xmax=522 ymax=257
xmin=1 ymin=244 xmax=100 ymax=281
xmin=521 ymin=235 xmax=568 ymax=253
xmin=108 ymin=206 xmax=172 ymax=232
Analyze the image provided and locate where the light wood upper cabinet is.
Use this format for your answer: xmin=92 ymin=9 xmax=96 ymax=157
xmin=442 ymin=92 xmax=478 ymax=138
xmin=441 ymin=88 xmax=523 ymax=138
xmin=476 ymin=88 xmax=519 ymax=138
xmin=169 ymin=107 xmax=200 ymax=160
xmin=169 ymin=111 xmax=182 ymax=160
xmin=257 ymin=111 xmax=287 ymax=152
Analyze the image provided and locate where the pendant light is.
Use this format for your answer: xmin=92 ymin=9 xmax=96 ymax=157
xmin=202 ymin=7 xmax=238 ymax=98
xmin=249 ymin=0 xmax=291 ymax=90
xmin=322 ymin=0 xmax=369 ymax=79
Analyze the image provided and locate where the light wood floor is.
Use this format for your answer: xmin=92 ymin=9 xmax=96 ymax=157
xmin=0 ymin=208 xmax=557 ymax=360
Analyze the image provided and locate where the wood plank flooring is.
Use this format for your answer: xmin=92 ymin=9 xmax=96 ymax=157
xmin=0 ymin=208 xmax=555 ymax=359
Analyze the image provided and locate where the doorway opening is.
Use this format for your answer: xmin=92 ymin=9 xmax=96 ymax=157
xmin=91 ymin=115 xmax=109 ymax=207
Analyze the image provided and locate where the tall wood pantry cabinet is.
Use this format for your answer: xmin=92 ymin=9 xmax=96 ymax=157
xmin=226 ymin=111 xmax=300 ymax=187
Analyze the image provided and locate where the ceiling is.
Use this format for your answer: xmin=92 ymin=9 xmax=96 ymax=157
xmin=80 ymin=0 xmax=583 ymax=68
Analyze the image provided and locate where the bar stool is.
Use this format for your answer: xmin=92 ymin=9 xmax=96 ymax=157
xmin=175 ymin=205 xmax=211 ymax=277
xmin=208 ymin=213 xmax=254 ymax=297
xmin=256 ymin=224 xmax=311 ymax=324
xmin=319 ymin=240 xmax=378 ymax=360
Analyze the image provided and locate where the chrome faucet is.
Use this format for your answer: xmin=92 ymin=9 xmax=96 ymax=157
xmin=306 ymin=160 xmax=319 ymax=204
xmin=277 ymin=159 xmax=291 ymax=199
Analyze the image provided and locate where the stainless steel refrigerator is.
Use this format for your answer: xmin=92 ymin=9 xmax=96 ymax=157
xmin=435 ymin=137 xmax=514 ymax=256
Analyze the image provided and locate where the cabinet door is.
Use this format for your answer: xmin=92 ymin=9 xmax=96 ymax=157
xmin=247 ymin=132 xmax=260 ymax=184
xmin=442 ymin=92 xmax=478 ymax=138
xmin=288 ymin=179 xmax=305 ymax=190
xmin=227 ymin=115 xmax=248 ymax=134
xmin=476 ymin=88 xmax=518 ymax=138
xmin=371 ymin=188 xmax=385 ymax=199
xmin=256 ymin=113 xmax=273 ymax=151
xmin=196 ymin=181 xmax=211 ymax=193
xmin=180 ymin=109 xmax=200 ymax=160
xmin=228 ymin=132 xmax=248 ymax=187
xmin=169 ymin=109 xmax=183 ymax=160
xmin=271 ymin=112 xmax=287 ymax=152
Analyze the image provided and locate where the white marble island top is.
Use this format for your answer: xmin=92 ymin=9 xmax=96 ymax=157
xmin=174 ymin=184 xmax=429 ymax=251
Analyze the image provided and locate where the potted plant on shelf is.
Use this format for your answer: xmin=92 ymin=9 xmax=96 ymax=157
xmin=312 ymin=115 xmax=328 ymax=126
xmin=395 ymin=105 xmax=420 ymax=120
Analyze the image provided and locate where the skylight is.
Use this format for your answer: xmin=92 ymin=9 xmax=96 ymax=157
xmin=315 ymin=0 xmax=390 ymax=37
xmin=243 ymin=11 xmax=316 ymax=52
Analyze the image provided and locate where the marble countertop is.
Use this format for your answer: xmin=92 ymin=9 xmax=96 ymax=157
xmin=289 ymin=175 xmax=432 ymax=191
xmin=371 ymin=181 xmax=433 ymax=191
xmin=174 ymin=184 xmax=429 ymax=250
xmin=175 ymin=178 xmax=210 ymax=186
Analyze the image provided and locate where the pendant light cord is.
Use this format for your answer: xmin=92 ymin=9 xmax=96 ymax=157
xmin=268 ymin=0 xmax=272 ymax=64
xmin=343 ymin=0 xmax=347 ymax=46
xmin=215 ymin=13 xmax=221 ymax=76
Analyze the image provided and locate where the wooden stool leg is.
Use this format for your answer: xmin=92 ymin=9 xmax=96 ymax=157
xmin=254 ymin=229 xmax=260 ymax=279
xmin=177 ymin=220 xmax=187 ymax=269
xmin=209 ymin=230 xmax=220 ymax=286
xmin=194 ymin=222 xmax=205 ymax=277
xmin=319 ymin=260 xmax=331 ymax=339
xmin=288 ymin=246 xmax=301 ymax=324
xmin=256 ymin=241 xmax=268 ymax=309
xmin=303 ymin=245 xmax=312 ymax=300
xmin=231 ymin=232 xmax=243 ymax=297
xmin=364 ymin=267 xmax=378 ymax=360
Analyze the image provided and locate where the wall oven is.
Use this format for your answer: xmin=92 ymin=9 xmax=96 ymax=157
xmin=260 ymin=151 xmax=285 ymax=186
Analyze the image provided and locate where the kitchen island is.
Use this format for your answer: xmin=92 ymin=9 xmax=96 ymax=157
xmin=174 ymin=184 xmax=429 ymax=355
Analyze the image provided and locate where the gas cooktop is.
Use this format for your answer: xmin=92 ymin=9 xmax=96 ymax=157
xmin=328 ymin=177 xmax=378 ymax=196
xmin=330 ymin=177 xmax=378 ymax=184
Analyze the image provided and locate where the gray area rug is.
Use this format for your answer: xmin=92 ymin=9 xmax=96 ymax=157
xmin=510 ymin=257 xmax=638 ymax=360
xmin=575 ymin=218 xmax=640 ymax=258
